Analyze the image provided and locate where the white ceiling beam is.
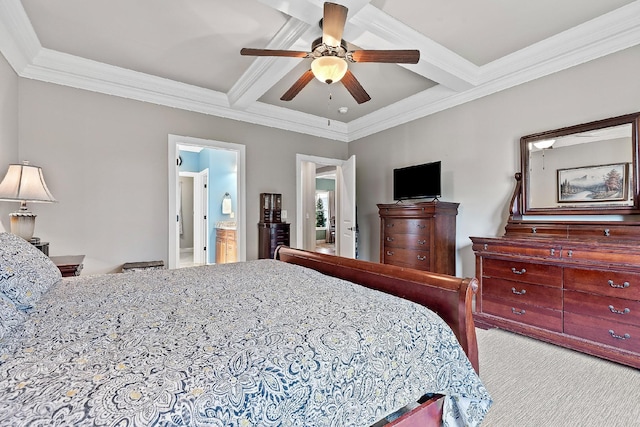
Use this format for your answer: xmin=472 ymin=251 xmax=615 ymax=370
xmin=228 ymin=18 xmax=314 ymax=110
xmin=257 ymin=0 xmax=372 ymax=25
xmin=347 ymin=5 xmax=479 ymax=92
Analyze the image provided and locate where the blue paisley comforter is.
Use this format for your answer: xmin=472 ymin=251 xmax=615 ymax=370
xmin=0 ymin=260 xmax=491 ymax=426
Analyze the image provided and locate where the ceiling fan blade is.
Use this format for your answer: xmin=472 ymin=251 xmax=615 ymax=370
xmin=241 ymin=48 xmax=309 ymax=58
xmin=350 ymin=49 xmax=420 ymax=64
xmin=341 ymin=70 xmax=371 ymax=104
xmin=322 ymin=2 xmax=348 ymax=47
xmin=281 ymin=70 xmax=315 ymax=101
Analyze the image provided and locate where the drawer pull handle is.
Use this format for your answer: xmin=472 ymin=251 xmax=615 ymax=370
xmin=604 ymin=228 xmax=610 ymax=237
xmin=386 ymin=251 xmax=394 ymax=256
xmin=566 ymin=250 xmax=573 ymax=258
xmin=550 ymin=248 xmax=555 ymax=256
xmin=511 ymin=308 xmax=526 ymax=315
xmin=417 ymin=255 xmax=427 ymax=261
xmin=416 ymin=224 xmax=426 ymax=229
xmin=608 ymin=305 xmax=630 ymax=315
xmin=531 ymin=227 xmax=537 ymax=234
xmin=386 ymin=237 xmax=394 ymax=242
xmin=511 ymin=267 xmax=527 ymax=275
xmin=608 ymin=330 xmax=631 ymax=340
xmin=511 ymin=287 xmax=526 ymax=295
xmin=418 ymin=239 xmax=426 ymax=245
xmin=608 ymin=280 xmax=630 ymax=289
xmin=386 ymin=223 xmax=394 ymax=228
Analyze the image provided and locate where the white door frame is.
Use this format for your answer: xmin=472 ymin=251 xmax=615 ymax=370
xmin=296 ymin=154 xmax=356 ymax=258
xmin=168 ymin=135 xmax=246 ymax=269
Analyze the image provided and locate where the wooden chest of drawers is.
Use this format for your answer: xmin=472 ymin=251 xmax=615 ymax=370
xmin=472 ymin=236 xmax=640 ymax=368
xmin=378 ymin=201 xmax=458 ymax=275
xmin=258 ymin=222 xmax=290 ymax=259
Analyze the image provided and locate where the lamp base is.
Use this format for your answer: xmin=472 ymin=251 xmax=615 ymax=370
xmin=9 ymin=211 xmax=36 ymax=241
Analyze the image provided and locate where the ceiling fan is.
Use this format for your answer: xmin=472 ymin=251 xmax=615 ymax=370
xmin=240 ymin=2 xmax=420 ymax=104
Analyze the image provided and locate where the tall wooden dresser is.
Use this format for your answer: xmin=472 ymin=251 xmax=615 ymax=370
xmin=378 ymin=201 xmax=459 ymax=275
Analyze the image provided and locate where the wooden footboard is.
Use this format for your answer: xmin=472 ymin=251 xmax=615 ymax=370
xmin=274 ymin=246 xmax=479 ymax=373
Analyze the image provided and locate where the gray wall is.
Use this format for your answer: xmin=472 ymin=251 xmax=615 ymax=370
xmin=349 ymin=45 xmax=640 ymax=278
xmin=0 ymin=53 xmax=18 ymax=226
xmin=4 ymin=44 xmax=640 ymax=276
xmin=14 ymin=79 xmax=347 ymax=273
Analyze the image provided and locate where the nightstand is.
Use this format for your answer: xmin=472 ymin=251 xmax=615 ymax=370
xmin=50 ymin=255 xmax=85 ymax=277
xmin=31 ymin=240 xmax=50 ymax=256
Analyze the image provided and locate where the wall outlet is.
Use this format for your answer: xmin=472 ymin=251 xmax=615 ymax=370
xmin=281 ymin=210 xmax=287 ymax=220
xmin=230 ymin=212 xmax=235 ymax=218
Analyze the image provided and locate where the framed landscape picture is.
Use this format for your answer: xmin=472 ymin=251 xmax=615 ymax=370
xmin=557 ymin=163 xmax=627 ymax=203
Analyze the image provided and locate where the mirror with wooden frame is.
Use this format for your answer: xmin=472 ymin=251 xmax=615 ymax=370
xmin=516 ymin=112 xmax=640 ymax=216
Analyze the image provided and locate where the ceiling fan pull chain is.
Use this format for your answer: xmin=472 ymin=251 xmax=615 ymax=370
xmin=327 ymin=91 xmax=332 ymax=126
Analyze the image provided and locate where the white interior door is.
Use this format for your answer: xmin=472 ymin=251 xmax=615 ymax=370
xmin=300 ymin=160 xmax=317 ymax=251
xmin=193 ymin=169 xmax=209 ymax=264
xmin=338 ymin=155 xmax=356 ymax=258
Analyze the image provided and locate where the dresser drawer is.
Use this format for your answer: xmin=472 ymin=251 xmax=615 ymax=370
xmin=564 ymin=290 xmax=640 ymax=325
xmin=383 ymin=219 xmax=431 ymax=235
xmin=383 ymin=247 xmax=430 ymax=269
xmin=564 ymin=268 xmax=640 ymax=300
xmin=483 ymin=277 xmax=562 ymax=310
xmin=483 ymin=298 xmax=563 ymax=332
xmin=564 ymin=312 xmax=640 ymax=354
xmin=383 ymin=233 xmax=430 ymax=250
xmin=482 ymin=258 xmax=563 ymax=288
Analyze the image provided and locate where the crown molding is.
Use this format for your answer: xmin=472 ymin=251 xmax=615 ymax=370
xmin=2 ymin=0 xmax=639 ymax=143
xmin=347 ymin=1 xmax=640 ymax=141
xmin=0 ymin=0 xmax=41 ymax=74
xmin=347 ymin=4 xmax=479 ymax=91
xmin=228 ymin=17 xmax=313 ymax=109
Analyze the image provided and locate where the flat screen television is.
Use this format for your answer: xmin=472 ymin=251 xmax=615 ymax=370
xmin=393 ymin=161 xmax=441 ymax=200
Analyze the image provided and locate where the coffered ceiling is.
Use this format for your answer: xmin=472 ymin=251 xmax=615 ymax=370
xmin=1 ymin=0 xmax=639 ymax=141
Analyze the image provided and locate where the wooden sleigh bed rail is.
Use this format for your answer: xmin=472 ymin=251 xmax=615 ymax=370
xmin=274 ymin=246 xmax=480 ymax=374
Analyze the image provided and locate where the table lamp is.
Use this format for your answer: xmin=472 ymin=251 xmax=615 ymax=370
xmin=0 ymin=161 xmax=57 ymax=241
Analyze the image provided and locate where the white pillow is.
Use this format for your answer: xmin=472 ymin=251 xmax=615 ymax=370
xmin=0 ymin=232 xmax=61 ymax=311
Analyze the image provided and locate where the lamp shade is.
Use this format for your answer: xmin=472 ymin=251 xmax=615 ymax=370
xmin=311 ymin=56 xmax=348 ymax=84
xmin=0 ymin=162 xmax=57 ymax=203
xmin=0 ymin=161 xmax=56 ymax=241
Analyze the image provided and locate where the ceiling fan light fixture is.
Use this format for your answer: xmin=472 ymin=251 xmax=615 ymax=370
xmin=311 ymin=56 xmax=348 ymax=84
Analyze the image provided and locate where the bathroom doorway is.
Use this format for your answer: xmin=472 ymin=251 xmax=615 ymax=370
xmin=168 ymin=135 xmax=246 ymax=269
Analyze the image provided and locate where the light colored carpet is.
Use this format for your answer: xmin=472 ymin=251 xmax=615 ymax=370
xmin=476 ymin=328 xmax=640 ymax=426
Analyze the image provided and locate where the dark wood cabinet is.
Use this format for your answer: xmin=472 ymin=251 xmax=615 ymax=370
xmin=215 ymin=228 xmax=237 ymax=264
xmin=378 ymin=201 xmax=459 ymax=275
xmin=51 ymin=255 xmax=85 ymax=277
xmin=258 ymin=222 xmax=290 ymax=259
xmin=472 ymin=224 xmax=640 ymax=369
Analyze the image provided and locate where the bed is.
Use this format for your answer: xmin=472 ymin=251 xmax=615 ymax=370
xmin=0 ymin=232 xmax=491 ymax=426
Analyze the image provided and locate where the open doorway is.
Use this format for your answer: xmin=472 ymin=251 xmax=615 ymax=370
xmin=168 ymin=135 xmax=246 ymax=269
xmin=315 ymin=167 xmax=336 ymax=255
xmin=296 ymin=154 xmax=356 ymax=258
